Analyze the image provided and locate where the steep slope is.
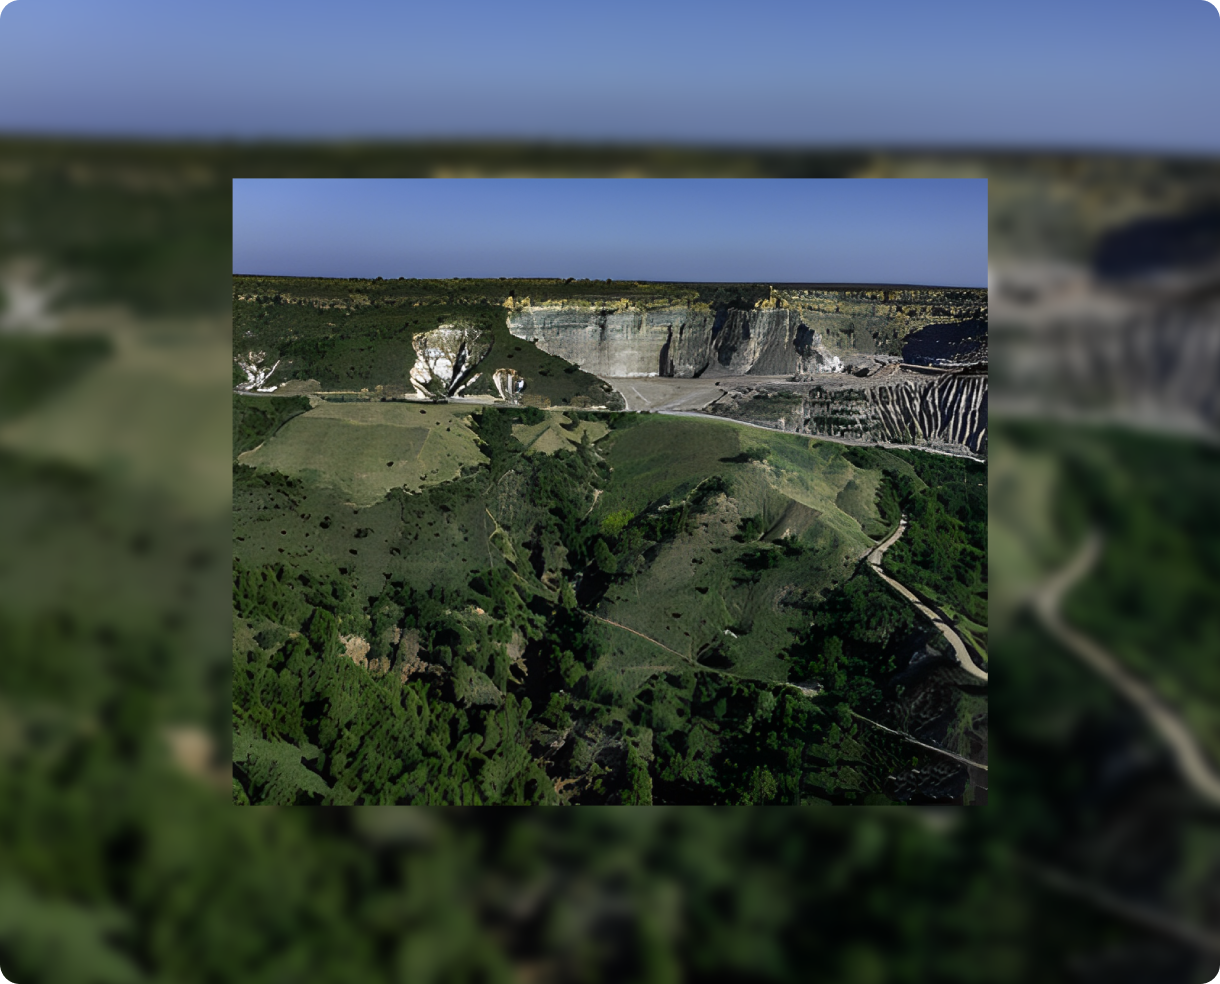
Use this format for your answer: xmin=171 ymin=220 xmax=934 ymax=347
xmin=507 ymin=287 xmax=986 ymax=379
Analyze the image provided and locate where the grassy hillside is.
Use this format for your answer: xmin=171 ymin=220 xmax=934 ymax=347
xmin=237 ymin=401 xmax=484 ymax=506
xmin=580 ymin=415 xmax=882 ymax=702
xmin=512 ymin=413 xmax=609 ymax=453
xmin=594 ymin=416 xmax=877 ymax=551
xmin=234 ymin=400 xmax=983 ymax=805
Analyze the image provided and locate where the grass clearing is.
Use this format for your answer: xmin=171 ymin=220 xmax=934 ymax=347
xmin=237 ymin=402 xmax=483 ymax=506
xmin=835 ymin=471 xmax=884 ymax=537
xmin=512 ymin=413 xmax=610 ymax=454
xmin=587 ymin=426 xmax=885 ymax=699
xmin=595 ymin=415 xmax=740 ymax=517
xmin=0 ymin=320 xmax=232 ymax=516
xmin=596 ymin=415 xmax=875 ymax=556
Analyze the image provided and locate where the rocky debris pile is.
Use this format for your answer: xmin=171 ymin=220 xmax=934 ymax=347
xmin=409 ymin=324 xmax=492 ymax=399
xmin=392 ymin=629 xmax=440 ymax=682
xmin=793 ymin=353 xmax=902 ymax=380
xmin=340 ymin=634 xmax=374 ymax=670
xmin=341 ymin=628 xmax=443 ymax=682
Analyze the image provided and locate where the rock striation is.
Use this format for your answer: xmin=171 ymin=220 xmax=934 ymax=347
xmin=705 ymin=365 xmax=988 ymax=457
xmin=409 ymin=324 xmax=492 ymax=399
xmin=507 ymin=288 xmax=985 ymax=379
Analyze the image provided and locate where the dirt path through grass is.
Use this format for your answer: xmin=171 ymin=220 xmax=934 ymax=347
xmin=1032 ymin=532 xmax=1220 ymax=808
xmin=584 ymin=612 xmax=691 ymax=662
xmin=868 ymin=517 xmax=989 ymax=683
xmin=583 ymin=608 xmax=990 ymax=775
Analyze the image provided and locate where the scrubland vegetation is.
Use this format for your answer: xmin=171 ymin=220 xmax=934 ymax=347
xmin=234 ymin=389 xmax=987 ymax=804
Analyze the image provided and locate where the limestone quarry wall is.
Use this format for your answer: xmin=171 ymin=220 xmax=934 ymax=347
xmin=506 ymin=288 xmax=986 ymax=378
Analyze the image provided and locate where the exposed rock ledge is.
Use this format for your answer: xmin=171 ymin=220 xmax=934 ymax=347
xmin=409 ymin=324 xmax=492 ymax=399
xmin=507 ymin=288 xmax=985 ymax=379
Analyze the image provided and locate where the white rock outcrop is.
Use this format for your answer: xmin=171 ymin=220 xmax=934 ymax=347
xmin=234 ymin=350 xmax=280 ymax=392
xmin=492 ymin=368 xmax=525 ymax=402
xmin=0 ymin=259 xmax=63 ymax=333
xmin=409 ymin=324 xmax=493 ymax=399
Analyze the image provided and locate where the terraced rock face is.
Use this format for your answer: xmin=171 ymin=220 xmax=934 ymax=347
xmin=507 ymin=288 xmax=986 ymax=378
xmin=706 ymin=366 xmax=988 ymax=457
xmin=506 ymin=287 xmax=987 ymax=456
xmin=506 ymin=304 xmax=712 ymax=377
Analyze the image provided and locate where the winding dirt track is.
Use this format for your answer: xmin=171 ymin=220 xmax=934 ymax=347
xmin=1032 ymin=533 xmax=1220 ymax=809
xmin=867 ymin=518 xmax=989 ymax=683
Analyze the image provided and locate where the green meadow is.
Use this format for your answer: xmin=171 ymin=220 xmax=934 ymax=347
xmin=238 ymin=401 xmax=484 ymax=506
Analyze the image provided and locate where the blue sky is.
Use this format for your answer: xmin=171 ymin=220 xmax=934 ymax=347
xmin=232 ymin=179 xmax=988 ymax=286
xmin=0 ymin=0 xmax=1218 ymax=149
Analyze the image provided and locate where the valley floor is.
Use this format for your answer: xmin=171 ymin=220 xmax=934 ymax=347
xmin=604 ymin=375 xmax=740 ymax=412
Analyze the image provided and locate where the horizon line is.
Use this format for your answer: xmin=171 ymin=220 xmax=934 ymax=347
xmin=233 ymin=274 xmax=988 ymax=291
xmin=3 ymin=131 xmax=1219 ymax=161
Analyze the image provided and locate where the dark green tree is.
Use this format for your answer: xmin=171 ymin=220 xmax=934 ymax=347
xmin=593 ymin=538 xmax=617 ymax=574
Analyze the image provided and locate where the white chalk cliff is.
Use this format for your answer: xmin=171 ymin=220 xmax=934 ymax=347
xmin=507 ymin=289 xmax=985 ymax=379
xmin=409 ymin=324 xmax=493 ymax=398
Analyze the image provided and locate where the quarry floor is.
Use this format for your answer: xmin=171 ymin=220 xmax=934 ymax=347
xmin=604 ymin=375 xmax=753 ymax=412
xmin=606 ymin=365 xmax=962 ymax=413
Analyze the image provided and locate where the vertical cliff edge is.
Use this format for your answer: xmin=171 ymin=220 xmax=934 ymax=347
xmin=506 ymin=287 xmax=986 ymax=378
xmin=507 ymin=286 xmax=987 ymax=457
